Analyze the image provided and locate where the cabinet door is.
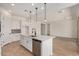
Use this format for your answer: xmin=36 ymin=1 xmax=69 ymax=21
xmin=47 ymin=24 xmax=50 ymax=35
xmin=41 ymin=24 xmax=45 ymax=35
xmin=23 ymin=36 xmax=28 ymax=48
xmin=20 ymin=36 xmax=32 ymax=52
xmin=20 ymin=35 xmax=24 ymax=45
xmin=27 ymin=39 xmax=32 ymax=52
xmin=20 ymin=36 xmax=28 ymax=48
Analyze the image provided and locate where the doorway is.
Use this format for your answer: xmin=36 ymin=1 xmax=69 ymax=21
xmin=76 ymin=16 xmax=79 ymax=48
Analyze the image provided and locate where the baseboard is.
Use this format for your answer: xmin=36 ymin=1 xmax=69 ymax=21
xmin=54 ymin=36 xmax=77 ymax=42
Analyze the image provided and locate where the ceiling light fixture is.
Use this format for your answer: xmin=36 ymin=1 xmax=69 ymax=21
xmin=24 ymin=9 xmax=28 ymax=12
xmin=32 ymin=3 xmax=34 ymax=6
xmin=35 ymin=7 xmax=38 ymax=23
xmin=29 ymin=11 xmax=32 ymax=24
xmin=11 ymin=3 xmax=15 ymax=6
xmin=41 ymin=7 xmax=44 ymax=10
xmin=24 ymin=9 xmax=29 ymax=17
xmin=44 ymin=3 xmax=47 ymax=23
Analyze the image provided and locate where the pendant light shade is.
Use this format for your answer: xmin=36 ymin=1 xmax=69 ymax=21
xmin=29 ymin=11 xmax=32 ymax=24
xmin=44 ymin=3 xmax=47 ymax=23
xmin=35 ymin=7 xmax=38 ymax=22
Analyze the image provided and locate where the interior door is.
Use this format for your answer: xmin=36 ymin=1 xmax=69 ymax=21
xmin=47 ymin=24 xmax=50 ymax=35
xmin=76 ymin=16 xmax=79 ymax=48
xmin=25 ymin=26 xmax=29 ymax=36
xmin=41 ymin=23 xmax=45 ymax=35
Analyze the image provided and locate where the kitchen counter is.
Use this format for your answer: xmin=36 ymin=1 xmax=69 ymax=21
xmin=21 ymin=34 xmax=55 ymax=41
xmin=31 ymin=35 xmax=55 ymax=56
xmin=20 ymin=34 xmax=56 ymax=56
xmin=31 ymin=35 xmax=55 ymax=41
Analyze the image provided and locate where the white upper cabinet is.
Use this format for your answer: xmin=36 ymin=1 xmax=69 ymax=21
xmin=1 ymin=13 xmax=11 ymax=46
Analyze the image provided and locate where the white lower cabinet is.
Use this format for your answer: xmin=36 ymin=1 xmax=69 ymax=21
xmin=1 ymin=34 xmax=20 ymax=46
xmin=10 ymin=34 xmax=20 ymax=41
xmin=27 ymin=39 xmax=32 ymax=52
xmin=20 ymin=35 xmax=32 ymax=52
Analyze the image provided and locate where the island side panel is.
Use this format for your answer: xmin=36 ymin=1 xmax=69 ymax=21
xmin=41 ymin=38 xmax=53 ymax=56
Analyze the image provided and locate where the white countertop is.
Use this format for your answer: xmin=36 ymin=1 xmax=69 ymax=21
xmin=31 ymin=35 xmax=55 ymax=41
xmin=21 ymin=35 xmax=56 ymax=41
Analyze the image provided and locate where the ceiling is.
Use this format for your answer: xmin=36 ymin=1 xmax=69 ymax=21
xmin=0 ymin=3 xmax=78 ymax=22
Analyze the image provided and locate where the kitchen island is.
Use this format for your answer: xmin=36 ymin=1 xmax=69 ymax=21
xmin=20 ymin=35 xmax=55 ymax=56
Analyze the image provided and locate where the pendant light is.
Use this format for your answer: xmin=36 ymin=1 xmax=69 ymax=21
xmin=44 ymin=3 xmax=47 ymax=23
xmin=29 ymin=11 xmax=32 ymax=24
xmin=35 ymin=7 xmax=38 ymax=23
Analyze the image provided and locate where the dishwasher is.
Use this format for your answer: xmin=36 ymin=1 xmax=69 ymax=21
xmin=32 ymin=39 xmax=41 ymax=56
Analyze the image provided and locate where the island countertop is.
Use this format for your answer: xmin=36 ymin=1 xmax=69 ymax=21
xmin=20 ymin=34 xmax=55 ymax=56
xmin=21 ymin=34 xmax=56 ymax=41
xmin=31 ymin=35 xmax=56 ymax=41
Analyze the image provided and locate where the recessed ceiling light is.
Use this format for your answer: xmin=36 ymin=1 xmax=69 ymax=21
xmin=11 ymin=4 xmax=15 ymax=6
xmin=32 ymin=3 xmax=34 ymax=6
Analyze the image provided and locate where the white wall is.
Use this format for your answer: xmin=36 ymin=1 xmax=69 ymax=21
xmin=50 ymin=8 xmax=77 ymax=38
xmin=50 ymin=20 xmax=77 ymax=38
